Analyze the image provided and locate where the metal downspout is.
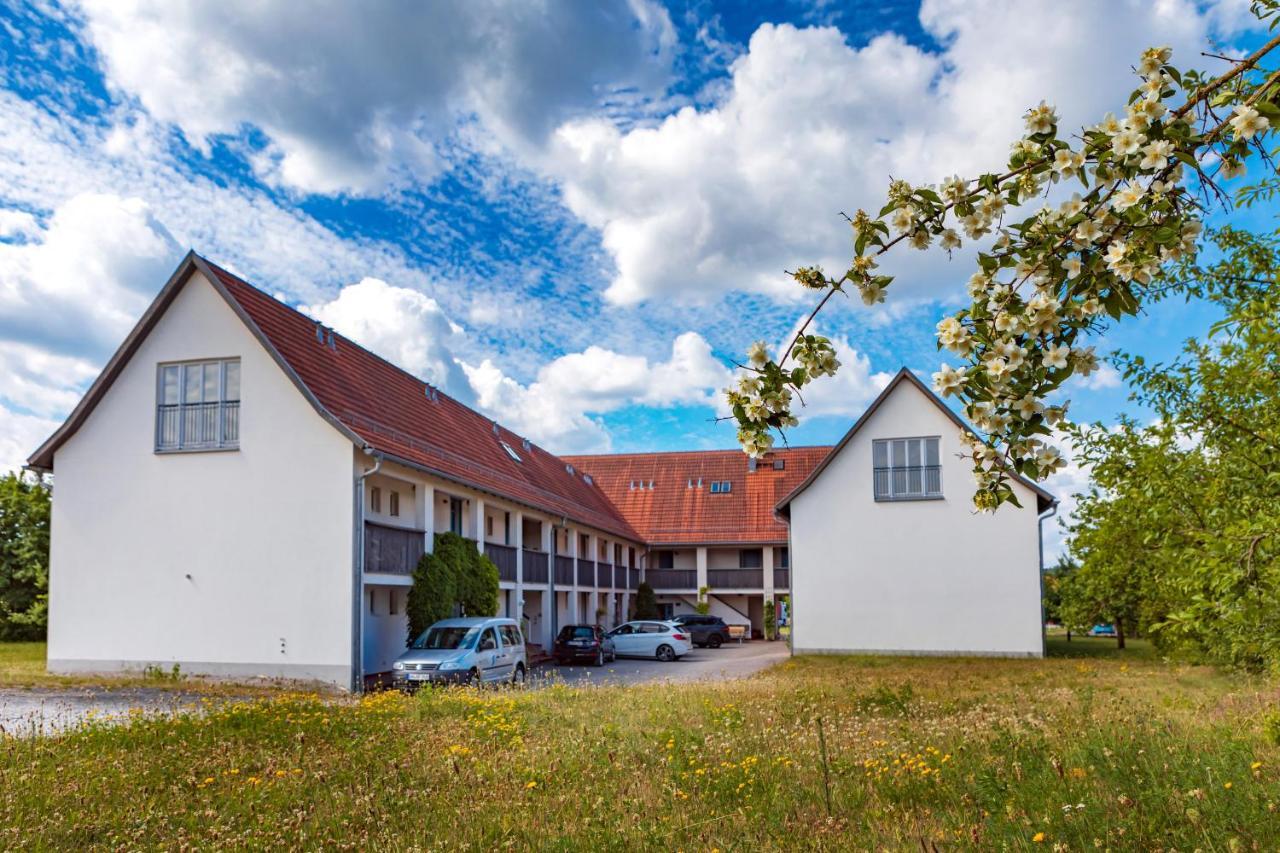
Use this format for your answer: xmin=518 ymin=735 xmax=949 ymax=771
xmin=353 ymin=448 xmax=382 ymax=693
xmin=1037 ymin=502 xmax=1059 ymax=658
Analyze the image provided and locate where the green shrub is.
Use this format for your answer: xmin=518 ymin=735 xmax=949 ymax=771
xmin=406 ymin=532 xmax=500 ymax=644
xmin=633 ymin=582 xmax=659 ymax=619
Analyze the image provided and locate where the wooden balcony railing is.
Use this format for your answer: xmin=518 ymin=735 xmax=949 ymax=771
xmin=522 ymin=549 xmax=548 ymax=584
xmin=772 ymin=568 xmax=791 ymax=589
xmin=708 ymin=569 xmax=763 ymax=589
xmin=484 ymin=542 xmax=517 ymax=581
xmin=648 ymin=568 xmax=696 ymax=589
xmin=363 ymin=521 xmax=424 ymax=575
xmin=555 ymin=555 xmax=575 ymax=586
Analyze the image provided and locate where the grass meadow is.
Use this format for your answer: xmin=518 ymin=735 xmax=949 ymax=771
xmin=1 ymin=641 xmax=1277 ymax=849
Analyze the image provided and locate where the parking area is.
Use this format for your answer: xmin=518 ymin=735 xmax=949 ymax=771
xmin=530 ymin=639 xmax=789 ymax=687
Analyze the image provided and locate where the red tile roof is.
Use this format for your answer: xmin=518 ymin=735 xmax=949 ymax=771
xmin=204 ymin=260 xmax=641 ymax=541
xmin=562 ymin=447 xmax=832 ymax=546
xmin=28 ymin=251 xmax=829 ymax=547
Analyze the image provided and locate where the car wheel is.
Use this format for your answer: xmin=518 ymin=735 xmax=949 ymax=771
xmin=594 ymin=649 xmax=605 ymax=667
xmin=608 ymin=651 xmax=616 ymax=663
xmin=707 ymin=634 xmax=723 ymax=649
xmin=656 ymin=644 xmax=675 ymax=662
xmin=512 ymin=664 xmax=526 ymax=686
xmin=467 ymin=668 xmax=481 ymax=686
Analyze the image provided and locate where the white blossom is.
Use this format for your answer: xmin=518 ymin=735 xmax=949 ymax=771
xmin=1229 ymin=104 xmax=1270 ymax=140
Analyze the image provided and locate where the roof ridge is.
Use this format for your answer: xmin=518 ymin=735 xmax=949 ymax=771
xmin=202 ymin=258 xmax=590 ymax=487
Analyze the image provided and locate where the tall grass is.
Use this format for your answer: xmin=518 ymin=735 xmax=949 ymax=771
xmin=1 ymin=652 xmax=1276 ymax=849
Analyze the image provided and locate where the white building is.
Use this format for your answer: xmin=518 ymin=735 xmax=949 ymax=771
xmin=28 ymin=254 xmax=1055 ymax=689
xmin=777 ymin=369 xmax=1056 ymax=658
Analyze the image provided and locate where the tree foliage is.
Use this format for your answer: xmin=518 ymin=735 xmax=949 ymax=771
xmin=632 ymin=582 xmax=660 ymax=620
xmin=405 ymin=532 xmax=500 ymax=644
xmin=0 ymin=472 xmax=50 ymax=640
xmin=1065 ymin=226 xmax=1280 ymax=670
xmin=730 ymin=4 xmax=1280 ymax=511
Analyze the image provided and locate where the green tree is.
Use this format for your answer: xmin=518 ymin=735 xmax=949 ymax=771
xmin=406 ymin=552 xmax=454 ymax=644
xmin=405 ymin=532 xmax=501 ymax=644
xmin=457 ymin=547 xmax=499 ymax=618
xmin=632 ymin=582 xmax=659 ymax=620
xmin=694 ymin=586 xmax=710 ymax=615
xmin=763 ymin=598 xmax=776 ymax=641
xmin=0 ymin=472 xmax=51 ymax=641
xmin=1066 ymin=226 xmax=1280 ymax=669
xmin=1041 ymin=556 xmax=1076 ymax=627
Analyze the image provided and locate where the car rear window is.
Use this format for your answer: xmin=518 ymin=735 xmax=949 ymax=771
xmin=559 ymin=626 xmax=595 ymax=640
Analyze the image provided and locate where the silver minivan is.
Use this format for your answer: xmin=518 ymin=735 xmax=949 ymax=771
xmin=393 ymin=617 xmax=527 ymax=687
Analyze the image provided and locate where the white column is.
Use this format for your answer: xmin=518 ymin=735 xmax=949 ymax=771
xmin=763 ymin=545 xmax=775 ymax=600
xmin=541 ymin=519 xmax=554 ymax=648
xmin=417 ymin=482 xmax=435 ymax=556
xmin=696 ymin=546 xmax=708 ymax=595
xmin=474 ymin=498 xmax=485 ymax=552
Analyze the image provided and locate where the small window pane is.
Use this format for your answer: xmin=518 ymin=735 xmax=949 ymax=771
xmin=161 ymin=366 xmax=180 ymax=404
xmin=907 ymin=439 xmax=922 ymax=467
xmin=202 ymin=362 xmax=219 ymax=401
xmin=926 ymin=437 xmax=940 ymax=466
xmin=223 ymin=361 xmax=240 ymax=401
xmin=183 ymin=364 xmax=202 ymax=403
xmin=873 ymin=440 xmax=888 ymax=467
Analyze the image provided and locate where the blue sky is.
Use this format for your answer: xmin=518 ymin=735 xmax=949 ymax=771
xmin=0 ymin=0 xmax=1268 ymax=550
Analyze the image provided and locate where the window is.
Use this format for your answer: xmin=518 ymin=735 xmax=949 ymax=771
xmin=500 ymin=441 xmax=522 ymax=462
xmin=477 ymin=629 xmax=498 ymax=652
xmin=778 ymin=547 xmax=790 ymax=568
xmin=709 ymin=480 xmax=732 ymax=494
xmin=500 ymin=625 xmax=521 ymax=646
xmin=739 ymin=548 xmax=763 ymax=569
xmin=639 ymin=623 xmax=666 ymax=634
xmin=389 ymin=490 xmax=400 ymax=517
xmin=370 ymin=487 xmax=382 ymax=514
xmin=773 ymin=458 xmax=785 ymax=470
xmin=486 ymin=515 xmax=494 ymax=537
xmin=389 ymin=590 xmax=400 ymax=616
xmin=657 ymin=551 xmax=675 ymax=569
xmin=156 ymin=359 xmax=240 ymax=451
xmin=872 ymin=437 xmax=943 ymax=501
xmin=449 ymin=497 xmax=464 ymax=534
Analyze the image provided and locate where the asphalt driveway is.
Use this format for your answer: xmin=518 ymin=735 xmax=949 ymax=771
xmin=530 ymin=639 xmax=789 ymax=687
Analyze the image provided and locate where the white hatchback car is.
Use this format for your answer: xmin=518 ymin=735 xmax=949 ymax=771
xmin=605 ymin=620 xmax=693 ymax=661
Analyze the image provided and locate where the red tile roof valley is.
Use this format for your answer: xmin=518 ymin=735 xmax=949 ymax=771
xmin=562 ymin=448 xmax=831 ymax=545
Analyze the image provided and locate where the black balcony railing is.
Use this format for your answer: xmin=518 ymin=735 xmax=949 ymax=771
xmin=364 ymin=521 xmax=424 ymax=574
xmin=629 ymin=568 xmax=639 ymax=590
xmin=577 ymin=559 xmax=595 ymax=586
xmin=597 ymin=562 xmax=613 ymax=587
xmin=555 ymin=556 xmax=575 ymax=586
xmin=873 ymin=465 xmax=943 ymax=501
xmin=614 ymin=565 xmax=627 ymax=588
xmin=523 ymin=549 xmax=548 ymax=584
xmin=647 ymin=569 xmax=696 ymax=589
xmin=773 ymin=568 xmax=791 ymax=589
xmin=484 ymin=542 xmax=517 ymax=581
xmin=156 ymin=400 xmax=239 ymax=451
xmin=708 ymin=569 xmax=763 ymax=589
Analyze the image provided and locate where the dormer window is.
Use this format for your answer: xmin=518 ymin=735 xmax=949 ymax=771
xmin=500 ymin=441 xmax=522 ymax=462
xmin=709 ymin=480 xmax=732 ymax=494
xmin=156 ymin=359 xmax=240 ymax=452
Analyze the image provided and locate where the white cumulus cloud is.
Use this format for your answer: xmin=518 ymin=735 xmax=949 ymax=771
xmin=72 ymin=0 xmax=676 ymax=195
xmin=551 ymin=0 xmax=1247 ymax=306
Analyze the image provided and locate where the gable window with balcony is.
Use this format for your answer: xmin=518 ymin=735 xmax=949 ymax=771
xmin=156 ymin=359 xmax=240 ymax=452
xmin=872 ymin=437 xmax=942 ymax=501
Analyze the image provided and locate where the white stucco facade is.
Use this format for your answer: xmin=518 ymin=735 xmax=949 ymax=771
xmin=787 ymin=375 xmax=1048 ymax=658
xmin=46 ymin=271 xmax=357 ymax=684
